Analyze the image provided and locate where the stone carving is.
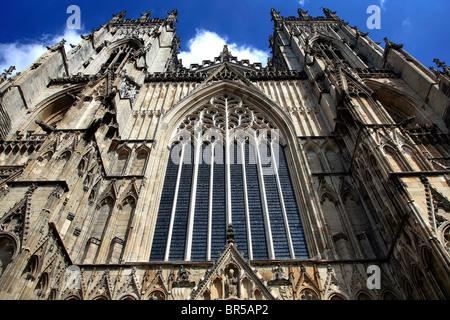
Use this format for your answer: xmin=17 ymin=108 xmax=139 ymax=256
xmin=119 ymin=79 xmax=139 ymax=105
xmin=225 ymin=265 xmax=239 ymax=299
xmin=226 ymin=224 xmax=235 ymax=245
xmin=35 ymin=120 xmax=56 ymax=134
xmin=172 ymin=265 xmax=195 ymax=288
xmin=268 ymin=264 xmax=291 ymax=286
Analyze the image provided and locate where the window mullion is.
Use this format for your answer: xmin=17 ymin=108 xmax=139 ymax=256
xmin=225 ymin=101 xmax=232 ymax=227
xmin=253 ymin=134 xmax=275 ymax=260
xmin=184 ymin=125 xmax=202 ymax=261
xmin=240 ymin=140 xmax=253 ymax=260
xmin=206 ymin=144 xmax=215 ymax=261
xmin=270 ymin=142 xmax=296 ymax=259
xmin=164 ymin=143 xmax=185 ymax=261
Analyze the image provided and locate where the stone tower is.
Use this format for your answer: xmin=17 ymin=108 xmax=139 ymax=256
xmin=0 ymin=8 xmax=448 ymax=300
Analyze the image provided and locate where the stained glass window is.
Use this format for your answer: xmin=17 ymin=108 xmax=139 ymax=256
xmin=150 ymin=94 xmax=309 ymax=262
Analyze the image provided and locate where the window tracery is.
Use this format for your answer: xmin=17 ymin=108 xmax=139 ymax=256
xmin=100 ymin=43 xmax=139 ymax=74
xmin=313 ymin=40 xmax=347 ymax=65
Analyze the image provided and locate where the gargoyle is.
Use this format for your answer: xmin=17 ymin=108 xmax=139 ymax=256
xmin=35 ymin=120 xmax=55 ymax=134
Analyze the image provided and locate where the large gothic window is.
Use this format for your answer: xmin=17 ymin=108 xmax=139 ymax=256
xmin=100 ymin=43 xmax=139 ymax=74
xmin=149 ymin=94 xmax=308 ymax=262
xmin=313 ymin=40 xmax=346 ymax=64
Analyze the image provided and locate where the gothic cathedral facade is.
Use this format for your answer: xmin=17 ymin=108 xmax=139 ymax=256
xmin=0 ymin=8 xmax=449 ymax=300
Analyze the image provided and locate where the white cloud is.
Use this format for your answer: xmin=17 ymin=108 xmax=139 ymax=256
xmin=380 ymin=0 xmax=387 ymax=10
xmin=178 ymin=29 xmax=270 ymax=68
xmin=0 ymin=43 xmax=46 ymax=75
xmin=402 ymin=18 xmax=412 ymax=28
xmin=0 ymin=28 xmax=84 ymax=75
xmin=298 ymin=0 xmax=309 ymax=6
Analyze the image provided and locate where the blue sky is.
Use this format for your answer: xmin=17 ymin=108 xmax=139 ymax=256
xmin=0 ymin=0 xmax=449 ymax=73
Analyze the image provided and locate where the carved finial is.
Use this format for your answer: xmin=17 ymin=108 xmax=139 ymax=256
xmin=219 ymin=45 xmax=233 ymax=62
xmin=4 ymin=66 xmax=15 ymax=76
xmin=270 ymin=8 xmax=281 ymax=21
xmin=433 ymin=58 xmax=450 ymax=75
xmin=226 ymin=224 xmax=235 ymax=244
xmin=322 ymin=7 xmax=338 ymax=17
xmin=0 ymin=66 xmax=15 ymax=83
xmin=140 ymin=11 xmax=151 ymax=21
xmin=111 ymin=11 xmax=126 ymax=22
xmin=168 ymin=9 xmax=178 ymax=17
xmin=384 ymin=37 xmax=403 ymax=50
xmin=298 ymin=9 xmax=309 ymax=19
xmin=165 ymin=10 xmax=178 ymax=28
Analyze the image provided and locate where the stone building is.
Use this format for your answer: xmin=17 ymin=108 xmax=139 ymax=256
xmin=0 ymin=8 xmax=449 ymax=300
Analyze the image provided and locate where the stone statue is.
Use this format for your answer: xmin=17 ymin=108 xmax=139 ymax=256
xmin=225 ymin=267 xmax=238 ymax=298
xmin=178 ymin=265 xmax=190 ymax=282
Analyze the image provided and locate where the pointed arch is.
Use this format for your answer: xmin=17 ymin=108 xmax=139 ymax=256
xmin=118 ymin=181 xmax=139 ymax=206
xmin=320 ymin=191 xmax=339 ymax=205
xmin=0 ymin=196 xmax=29 ymax=245
xmin=118 ymin=294 xmax=138 ymax=300
xmin=323 ymin=140 xmax=344 ymax=172
xmin=90 ymin=38 xmax=143 ymax=75
xmin=111 ymin=194 xmax=137 ymax=262
xmin=160 ymin=81 xmax=298 ymax=146
xmin=57 ymin=149 xmax=73 ymax=162
xmin=382 ymin=290 xmax=399 ymax=300
xmin=97 ymin=181 xmax=118 ymax=204
xmin=304 ymin=141 xmax=324 ymax=173
xmin=309 ymin=35 xmax=367 ymax=69
xmin=149 ymin=81 xmax=313 ymax=262
xmin=0 ymin=232 xmax=19 ymax=276
xmin=35 ymin=272 xmax=49 ymax=296
xmin=411 ymin=264 xmax=435 ymax=299
xmin=108 ymin=38 xmax=144 ymax=51
xmin=131 ymin=144 xmax=151 ymax=175
xmin=420 ymin=246 xmax=450 ymax=299
xmin=93 ymin=195 xmax=115 ymax=240
xmin=401 ymin=145 xmax=425 ymax=172
xmin=142 ymin=272 xmax=170 ymax=300
xmin=112 ymin=145 xmax=132 ymax=176
xmin=383 ymin=145 xmax=406 ymax=172
xmin=365 ymin=79 xmax=446 ymax=131
xmin=355 ymin=290 xmax=374 ymax=300
xmin=17 ymin=86 xmax=83 ymax=133
xmin=83 ymin=191 xmax=116 ymax=264
xmin=328 ymin=293 xmax=348 ymax=300
xmin=23 ymin=254 xmax=40 ymax=280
